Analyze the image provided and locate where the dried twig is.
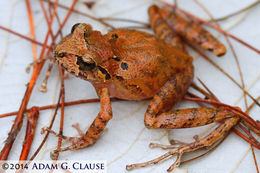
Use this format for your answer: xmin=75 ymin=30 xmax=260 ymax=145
xmin=19 ymin=107 xmax=39 ymax=160
xmin=212 ymin=1 xmax=260 ymax=22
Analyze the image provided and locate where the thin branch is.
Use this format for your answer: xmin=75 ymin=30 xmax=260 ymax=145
xmin=25 ymin=0 xmax=37 ymax=61
xmin=212 ymin=1 xmax=260 ymax=22
xmin=19 ymin=107 xmax=39 ymax=160
xmin=29 ymin=85 xmax=62 ymax=160
xmin=0 ymin=25 xmax=48 ymax=47
xmin=52 ymin=66 xmax=65 ymax=160
xmin=0 ymin=98 xmax=121 ymax=118
xmin=0 ymin=0 xmax=74 ymax=160
xmin=44 ymin=0 xmax=115 ymax=29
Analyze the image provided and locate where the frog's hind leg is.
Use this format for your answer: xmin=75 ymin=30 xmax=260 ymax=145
xmin=127 ymin=70 xmax=239 ymax=171
xmin=149 ymin=5 xmax=226 ymax=56
xmin=149 ymin=4 xmax=186 ymax=52
xmin=42 ymin=88 xmax=112 ymax=159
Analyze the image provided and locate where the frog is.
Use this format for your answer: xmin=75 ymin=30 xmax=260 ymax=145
xmin=44 ymin=5 xmax=240 ymax=172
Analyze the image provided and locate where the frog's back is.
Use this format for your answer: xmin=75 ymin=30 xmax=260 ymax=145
xmin=104 ymin=29 xmax=192 ymax=100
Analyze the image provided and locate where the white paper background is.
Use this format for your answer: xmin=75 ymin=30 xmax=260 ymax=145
xmin=0 ymin=0 xmax=259 ymax=173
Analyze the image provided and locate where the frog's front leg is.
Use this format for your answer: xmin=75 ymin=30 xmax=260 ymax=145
xmin=127 ymin=73 xmax=240 ymax=172
xmin=42 ymin=88 xmax=112 ymax=158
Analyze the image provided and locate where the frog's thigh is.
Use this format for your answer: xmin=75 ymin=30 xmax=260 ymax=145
xmin=145 ymin=68 xmax=193 ymax=127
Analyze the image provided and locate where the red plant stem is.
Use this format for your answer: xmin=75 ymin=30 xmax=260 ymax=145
xmin=0 ymin=98 xmax=120 ymax=118
xmin=19 ymin=107 xmax=39 ymax=160
xmin=39 ymin=0 xmax=55 ymax=40
xmin=25 ymin=0 xmax=37 ymax=61
xmin=0 ymin=0 xmax=65 ymax=160
xmin=44 ymin=0 xmax=115 ymax=29
xmin=251 ymin=146 xmax=260 ymax=173
xmin=238 ymin=124 xmax=259 ymax=144
xmin=232 ymin=128 xmax=260 ymax=149
xmin=196 ymin=78 xmax=219 ymax=101
xmin=29 ymin=88 xmax=62 ymax=161
xmin=0 ymin=25 xmax=48 ymax=47
xmin=54 ymin=66 xmax=65 ymax=160
xmin=0 ymin=0 xmax=41 ymax=160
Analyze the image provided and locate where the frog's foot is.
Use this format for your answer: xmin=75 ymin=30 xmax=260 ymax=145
xmin=71 ymin=123 xmax=85 ymax=136
xmin=41 ymin=124 xmax=84 ymax=144
xmin=26 ymin=53 xmax=53 ymax=73
xmin=126 ymin=116 xmax=239 ymax=172
xmin=149 ymin=142 xmax=184 ymax=150
xmin=150 ymin=135 xmax=200 ymax=150
xmin=38 ymin=58 xmax=56 ymax=93
xmin=50 ymin=140 xmax=91 ymax=160
xmin=126 ymin=144 xmax=184 ymax=172
xmin=167 ymin=134 xmax=200 ymax=146
xmin=41 ymin=126 xmax=91 ymax=159
xmin=41 ymin=88 xmax=112 ymax=159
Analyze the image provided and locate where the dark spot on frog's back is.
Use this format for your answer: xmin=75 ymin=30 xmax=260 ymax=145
xmin=121 ymin=62 xmax=128 ymax=70
xmin=109 ymin=33 xmax=119 ymax=43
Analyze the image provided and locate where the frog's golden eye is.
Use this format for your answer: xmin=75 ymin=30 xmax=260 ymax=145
xmin=71 ymin=23 xmax=81 ymax=34
xmin=76 ymin=56 xmax=96 ymax=71
xmin=55 ymin=52 xmax=65 ymax=58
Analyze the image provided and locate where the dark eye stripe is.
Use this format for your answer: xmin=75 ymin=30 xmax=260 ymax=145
xmin=76 ymin=56 xmax=96 ymax=71
xmin=84 ymin=32 xmax=90 ymax=50
xmin=98 ymin=66 xmax=111 ymax=80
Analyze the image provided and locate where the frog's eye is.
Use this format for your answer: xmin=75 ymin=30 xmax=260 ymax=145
xmin=76 ymin=56 xmax=96 ymax=71
xmin=71 ymin=23 xmax=81 ymax=34
xmin=55 ymin=51 xmax=65 ymax=58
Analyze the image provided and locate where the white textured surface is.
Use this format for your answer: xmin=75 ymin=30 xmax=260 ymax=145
xmin=0 ymin=0 xmax=259 ymax=173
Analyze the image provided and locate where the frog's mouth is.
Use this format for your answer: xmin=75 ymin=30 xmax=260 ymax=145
xmin=55 ymin=53 xmax=99 ymax=82
xmin=55 ymin=53 xmax=80 ymax=76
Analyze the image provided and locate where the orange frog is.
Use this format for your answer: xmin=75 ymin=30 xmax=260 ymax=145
xmin=45 ymin=5 xmax=240 ymax=172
